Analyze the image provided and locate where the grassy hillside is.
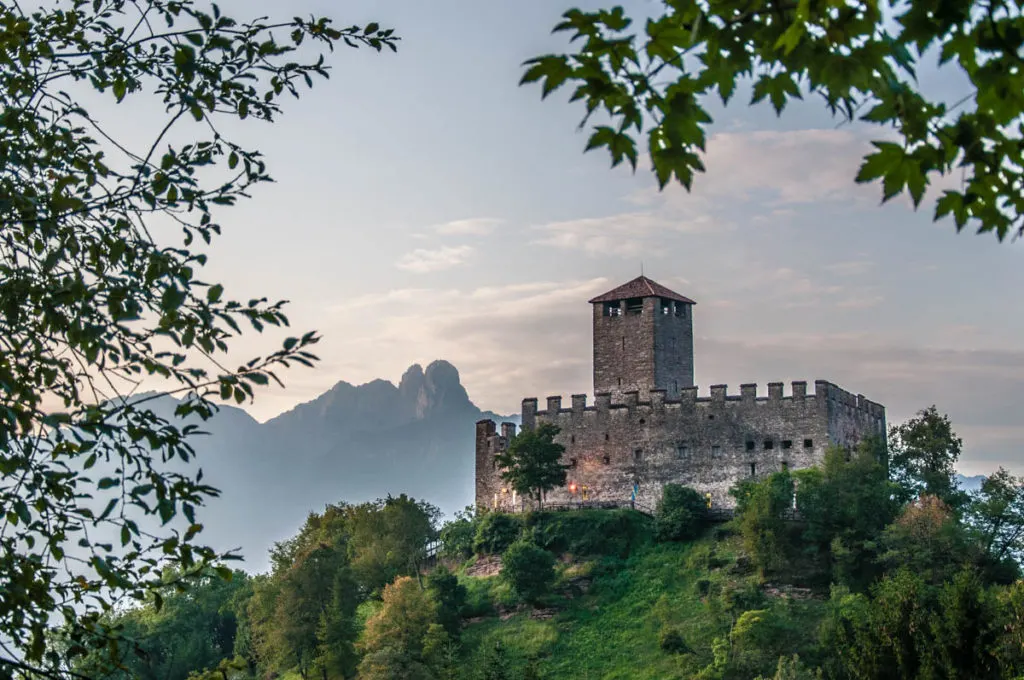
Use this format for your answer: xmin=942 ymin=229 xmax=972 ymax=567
xmin=454 ymin=511 xmax=826 ymax=679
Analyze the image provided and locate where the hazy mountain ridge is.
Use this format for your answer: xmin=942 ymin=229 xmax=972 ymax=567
xmin=133 ymin=360 xmax=513 ymax=572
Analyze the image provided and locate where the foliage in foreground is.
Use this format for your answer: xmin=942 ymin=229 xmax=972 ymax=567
xmin=522 ymin=0 xmax=1024 ymax=242
xmin=0 ymin=1 xmax=396 ymax=678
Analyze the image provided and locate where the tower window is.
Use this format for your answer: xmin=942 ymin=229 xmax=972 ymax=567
xmin=634 ymin=448 xmax=643 ymax=461
xmin=638 ymin=418 xmax=645 ymax=425
xmin=781 ymin=461 xmax=789 ymax=471
xmin=677 ymin=305 xmax=686 ymax=318
xmin=604 ymin=433 xmax=609 ymax=441
xmin=570 ymin=458 xmax=577 ymax=468
xmin=621 ymin=337 xmax=625 ymax=350
xmin=711 ymin=445 xmax=721 ymax=457
xmin=750 ymin=463 xmax=757 ymax=477
xmin=745 ymin=441 xmax=755 ymax=452
xmin=782 ymin=440 xmax=792 ymax=449
xmin=603 ymin=302 xmax=621 ymax=317
xmin=570 ymin=435 xmax=575 ymax=444
xmin=625 ymin=297 xmax=643 ymax=314
xmin=603 ymin=455 xmax=611 ymax=465
xmin=661 ymin=298 xmax=672 ymax=315
xmin=764 ymin=440 xmax=774 ymax=450
xmin=676 ymin=444 xmax=689 ymax=459
xmin=803 ymin=438 xmax=813 ymax=449
xmin=618 ymin=377 xmax=622 ymax=386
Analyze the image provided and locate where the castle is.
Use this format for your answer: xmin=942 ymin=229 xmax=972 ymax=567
xmin=475 ymin=276 xmax=887 ymax=512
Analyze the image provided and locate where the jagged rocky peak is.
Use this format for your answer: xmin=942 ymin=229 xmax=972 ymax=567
xmin=400 ymin=360 xmax=471 ymax=418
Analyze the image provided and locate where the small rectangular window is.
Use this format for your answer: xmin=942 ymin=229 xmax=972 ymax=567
xmin=750 ymin=462 xmax=757 ymax=477
xmin=781 ymin=461 xmax=789 ymax=471
xmin=745 ymin=441 xmax=755 ymax=452
xmin=803 ymin=438 xmax=813 ymax=449
xmin=764 ymin=440 xmax=774 ymax=450
xmin=603 ymin=455 xmax=611 ymax=465
xmin=625 ymin=297 xmax=643 ymax=315
xmin=711 ymin=445 xmax=721 ymax=457
xmin=782 ymin=440 xmax=793 ymax=450
xmin=634 ymin=448 xmax=643 ymax=461
xmin=569 ymin=458 xmax=577 ymax=468
xmin=676 ymin=444 xmax=689 ymax=459
xmin=603 ymin=302 xmax=620 ymax=317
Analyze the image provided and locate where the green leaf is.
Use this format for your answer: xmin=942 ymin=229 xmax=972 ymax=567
xmin=520 ymin=56 xmax=573 ymax=99
xmin=207 ymin=284 xmax=224 ymax=303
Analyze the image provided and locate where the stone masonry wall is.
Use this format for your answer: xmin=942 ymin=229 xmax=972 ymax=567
xmin=477 ymin=381 xmax=885 ymax=513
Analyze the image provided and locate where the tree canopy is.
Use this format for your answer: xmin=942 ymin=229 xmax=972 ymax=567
xmin=494 ymin=423 xmax=569 ymax=509
xmin=522 ymin=0 xmax=1024 ymax=241
xmin=0 ymin=1 xmax=395 ymax=677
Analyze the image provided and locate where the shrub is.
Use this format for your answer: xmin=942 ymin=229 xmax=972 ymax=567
xmin=655 ymin=484 xmax=708 ymax=542
xmin=501 ymin=541 xmax=556 ymax=604
xmin=524 ymin=509 xmax=652 ymax=557
xmin=425 ymin=566 xmax=467 ymax=637
xmin=659 ymin=627 xmax=692 ymax=655
xmin=473 ymin=512 xmax=523 ymax=555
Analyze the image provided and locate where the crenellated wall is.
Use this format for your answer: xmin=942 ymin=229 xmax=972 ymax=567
xmin=477 ymin=381 xmax=885 ymax=512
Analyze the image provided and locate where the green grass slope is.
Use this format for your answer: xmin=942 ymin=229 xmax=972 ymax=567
xmin=456 ymin=513 xmax=827 ymax=680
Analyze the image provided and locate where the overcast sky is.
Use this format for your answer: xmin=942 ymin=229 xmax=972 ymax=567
xmin=135 ymin=0 xmax=1023 ymax=475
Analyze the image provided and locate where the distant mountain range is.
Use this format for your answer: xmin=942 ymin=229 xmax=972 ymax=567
xmin=140 ymin=360 xmax=514 ymax=573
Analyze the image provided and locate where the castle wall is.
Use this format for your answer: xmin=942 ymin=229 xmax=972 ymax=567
xmin=476 ymin=381 xmax=885 ymax=513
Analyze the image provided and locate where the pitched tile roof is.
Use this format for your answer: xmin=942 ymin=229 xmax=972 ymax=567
xmin=588 ymin=276 xmax=697 ymax=304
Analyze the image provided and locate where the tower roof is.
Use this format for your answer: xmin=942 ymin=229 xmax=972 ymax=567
xmin=588 ymin=276 xmax=697 ymax=305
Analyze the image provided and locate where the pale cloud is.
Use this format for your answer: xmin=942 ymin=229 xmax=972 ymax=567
xmin=539 ymin=129 xmax=886 ymax=259
xmin=825 ymin=260 xmax=875 ymax=276
xmin=836 ymin=294 xmax=884 ymax=309
xmin=533 ymin=212 xmax=729 ymax=257
xmin=395 ymin=245 xmax=475 ymax=273
xmin=435 ymin=218 xmax=503 ymax=236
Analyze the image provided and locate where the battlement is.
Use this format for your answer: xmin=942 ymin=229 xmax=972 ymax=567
xmin=522 ymin=380 xmax=884 ymax=421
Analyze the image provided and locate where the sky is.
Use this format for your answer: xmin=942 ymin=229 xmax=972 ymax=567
xmin=110 ymin=0 xmax=1023 ymax=475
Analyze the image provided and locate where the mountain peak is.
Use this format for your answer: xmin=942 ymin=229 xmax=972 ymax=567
xmin=401 ymin=359 xmax=471 ymax=418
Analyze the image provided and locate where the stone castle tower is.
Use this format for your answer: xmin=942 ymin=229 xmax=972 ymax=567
xmin=475 ymin=276 xmax=886 ymax=513
xmin=591 ymin=276 xmax=695 ymax=401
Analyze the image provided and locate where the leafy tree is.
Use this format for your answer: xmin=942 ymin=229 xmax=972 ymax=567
xmin=426 ymin=565 xmax=468 ymax=638
xmin=440 ymin=505 xmax=481 ymax=561
xmin=315 ymin=558 xmax=360 ymax=680
xmin=480 ymin=641 xmax=512 ymax=680
xmin=72 ymin=567 xmax=249 ymax=680
xmin=344 ymin=495 xmax=442 ymax=593
xmin=0 ymin=2 xmax=396 ymax=677
xmin=731 ymin=472 xmax=796 ymax=574
xmin=494 ymin=423 xmax=568 ymax=509
xmin=522 ymin=1 xmax=1024 ymax=241
xmin=825 ymin=567 xmax=1005 ymax=679
xmin=654 ymin=483 xmax=708 ymax=542
xmin=357 ymin=576 xmax=437 ymax=674
xmin=888 ymin=406 xmax=967 ymax=508
xmin=966 ymin=467 xmax=1024 ymax=567
xmin=755 ymin=655 xmax=821 ymax=680
xmin=422 ymin=623 xmax=459 ymax=680
xmin=877 ymin=495 xmax=977 ymax=585
xmin=356 ymin=647 xmax=435 ymax=680
xmin=501 ymin=540 xmax=556 ymax=605
xmin=473 ymin=512 xmax=523 ymax=555
xmin=271 ymin=543 xmax=344 ymax=680
xmin=795 ymin=442 xmax=899 ymax=588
